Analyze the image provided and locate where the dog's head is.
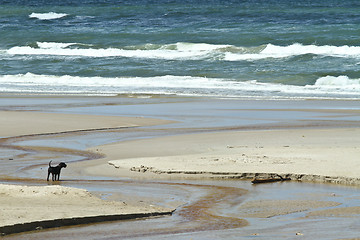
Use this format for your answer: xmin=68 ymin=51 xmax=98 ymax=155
xmin=59 ymin=162 xmax=67 ymax=168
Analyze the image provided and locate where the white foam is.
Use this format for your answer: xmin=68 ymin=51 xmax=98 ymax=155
xmin=7 ymin=45 xmax=206 ymax=60
xmin=224 ymin=43 xmax=360 ymax=61
xmin=9 ymin=42 xmax=360 ymax=61
xmin=36 ymin=42 xmax=76 ymax=49
xmin=0 ymin=73 xmax=359 ymax=98
xmin=6 ymin=42 xmax=237 ymax=60
xmin=314 ymin=75 xmax=360 ymax=88
xmin=29 ymin=12 xmax=68 ymax=20
xmin=173 ymin=42 xmax=232 ymax=51
xmin=0 ymin=73 xmax=221 ymax=88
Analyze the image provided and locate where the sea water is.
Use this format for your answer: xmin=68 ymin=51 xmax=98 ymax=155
xmin=1 ymin=0 xmax=360 ymax=99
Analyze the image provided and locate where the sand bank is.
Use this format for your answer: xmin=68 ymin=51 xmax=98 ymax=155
xmin=0 ymin=110 xmax=175 ymax=235
xmin=0 ymin=184 xmax=174 ymax=236
xmin=96 ymin=128 xmax=360 ymax=184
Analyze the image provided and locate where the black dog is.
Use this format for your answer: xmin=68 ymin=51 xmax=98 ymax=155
xmin=47 ymin=160 xmax=67 ymax=181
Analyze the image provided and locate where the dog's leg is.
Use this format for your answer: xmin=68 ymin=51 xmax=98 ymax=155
xmin=47 ymin=171 xmax=50 ymax=181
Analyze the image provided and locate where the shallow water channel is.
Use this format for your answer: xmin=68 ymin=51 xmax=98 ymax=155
xmin=1 ymin=97 xmax=360 ymax=239
xmin=2 ymin=177 xmax=360 ymax=239
xmin=1 ymin=128 xmax=360 ymax=239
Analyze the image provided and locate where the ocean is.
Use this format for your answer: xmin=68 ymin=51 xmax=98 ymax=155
xmin=1 ymin=0 xmax=360 ymax=99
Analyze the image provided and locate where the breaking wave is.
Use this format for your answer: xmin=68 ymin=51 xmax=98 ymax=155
xmin=5 ymin=42 xmax=360 ymax=61
xmin=29 ymin=12 xmax=68 ymax=20
xmin=6 ymin=42 xmax=232 ymax=60
xmin=314 ymin=75 xmax=360 ymax=88
xmin=0 ymin=73 xmax=359 ymax=99
xmin=225 ymin=43 xmax=360 ymax=61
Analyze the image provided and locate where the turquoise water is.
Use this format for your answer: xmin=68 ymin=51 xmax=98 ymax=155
xmin=1 ymin=0 xmax=360 ymax=98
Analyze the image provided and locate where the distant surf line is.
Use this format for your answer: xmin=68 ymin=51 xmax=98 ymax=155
xmin=6 ymin=42 xmax=360 ymax=61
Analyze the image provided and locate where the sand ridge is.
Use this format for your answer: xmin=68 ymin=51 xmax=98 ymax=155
xmin=0 ymin=184 xmax=174 ymax=235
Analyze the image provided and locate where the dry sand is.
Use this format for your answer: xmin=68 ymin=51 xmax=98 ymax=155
xmin=88 ymin=127 xmax=360 ymax=184
xmin=0 ymin=184 xmax=173 ymax=235
xmin=0 ymin=184 xmax=172 ymax=226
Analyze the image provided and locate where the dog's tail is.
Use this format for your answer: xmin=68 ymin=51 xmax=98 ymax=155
xmin=49 ymin=160 xmax=52 ymax=167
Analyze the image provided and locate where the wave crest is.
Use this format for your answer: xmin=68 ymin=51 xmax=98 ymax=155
xmin=315 ymin=75 xmax=360 ymax=88
xmin=36 ymin=42 xmax=77 ymax=49
xmin=0 ymin=73 xmax=359 ymax=99
xmin=7 ymin=42 xmax=228 ymax=60
xmin=6 ymin=42 xmax=360 ymax=61
xmin=225 ymin=43 xmax=360 ymax=61
xmin=29 ymin=12 xmax=68 ymax=20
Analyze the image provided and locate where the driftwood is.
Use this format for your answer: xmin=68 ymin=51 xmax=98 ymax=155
xmin=251 ymin=174 xmax=291 ymax=184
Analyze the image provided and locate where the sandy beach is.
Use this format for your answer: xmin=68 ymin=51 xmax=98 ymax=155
xmin=1 ymin=96 xmax=360 ymax=238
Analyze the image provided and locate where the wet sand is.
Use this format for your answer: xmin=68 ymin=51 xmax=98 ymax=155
xmin=0 ymin=110 xmax=173 ymax=137
xmin=1 ymin=95 xmax=360 ymax=238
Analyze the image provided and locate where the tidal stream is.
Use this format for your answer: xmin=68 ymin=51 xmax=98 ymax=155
xmin=1 ymin=128 xmax=360 ymax=239
xmin=1 ymin=97 xmax=360 ymax=239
